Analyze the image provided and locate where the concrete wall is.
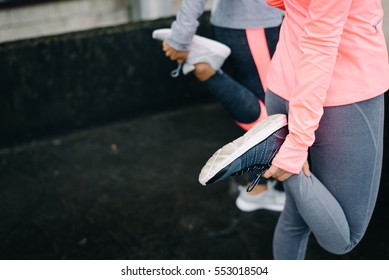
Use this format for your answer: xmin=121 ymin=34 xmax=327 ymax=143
xmin=0 ymin=13 xmax=214 ymax=148
xmin=0 ymin=0 xmax=131 ymax=43
xmin=0 ymin=0 xmax=214 ymax=44
xmin=131 ymin=0 xmax=213 ymax=21
xmin=0 ymin=0 xmax=216 ymax=147
xmin=0 ymin=1 xmax=387 ymax=148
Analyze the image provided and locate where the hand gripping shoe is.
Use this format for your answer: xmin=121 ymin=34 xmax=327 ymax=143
xmin=198 ymin=114 xmax=288 ymax=191
xmin=152 ymin=28 xmax=231 ymax=77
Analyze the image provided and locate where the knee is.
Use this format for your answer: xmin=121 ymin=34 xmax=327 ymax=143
xmin=320 ymin=235 xmax=360 ymax=256
xmin=193 ymin=63 xmax=216 ymax=81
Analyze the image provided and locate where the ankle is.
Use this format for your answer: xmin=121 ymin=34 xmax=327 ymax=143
xmin=247 ymin=183 xmax=268 ymax=195
xmin=194 ymin=63 xmax=216 ymax=81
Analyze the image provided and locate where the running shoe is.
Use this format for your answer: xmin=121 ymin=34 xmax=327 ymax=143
xmin=198 ymin=114 xmax=288 ymax=190
xmin=152 ymin=28 xmax=231 ymax=76
xmin=235 ymin=180 xmax=285 ymax=212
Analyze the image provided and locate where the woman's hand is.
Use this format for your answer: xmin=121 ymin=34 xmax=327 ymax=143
xmin=263 ymin=160 xmax=310 ymax=181
xmin=162 ymin=40 xmax=189 ymax=65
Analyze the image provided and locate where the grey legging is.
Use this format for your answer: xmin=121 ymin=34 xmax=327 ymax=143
xmin=265 ymin=90 xmax=385 ymax=259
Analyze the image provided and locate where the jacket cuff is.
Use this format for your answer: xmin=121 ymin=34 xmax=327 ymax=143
xmin=271 ymin=135 xmax=308 ymax=174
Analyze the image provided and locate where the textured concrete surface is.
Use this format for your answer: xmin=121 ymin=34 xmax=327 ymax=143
xmin=0 ymin=103 xmax=388 ymax=260
xmin=0 ymin=14 xmax=213 ymax=148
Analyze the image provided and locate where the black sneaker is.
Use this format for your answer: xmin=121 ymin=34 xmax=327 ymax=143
xmin=198 ymin=114 xmax=288 ymax=191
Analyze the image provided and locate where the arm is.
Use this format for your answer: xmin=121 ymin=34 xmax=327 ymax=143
xmin=267 ymin=0 xmax=353 ymax=179
xmin=167 ymin=0 xmax=209 ymax=51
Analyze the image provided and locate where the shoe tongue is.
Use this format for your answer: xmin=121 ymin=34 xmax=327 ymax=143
xmin=182 ymin=64 xmax=195 ymax=75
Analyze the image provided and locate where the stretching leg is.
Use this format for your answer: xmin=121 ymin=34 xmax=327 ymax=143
xmin=266 ymin=91 xmax=384 ymax=259
xmin=198 ymin=26 xmax=279 ymax=125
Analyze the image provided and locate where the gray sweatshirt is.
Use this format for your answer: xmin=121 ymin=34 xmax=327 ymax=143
xmin=168 ymin=0 xmax=284 ymax=51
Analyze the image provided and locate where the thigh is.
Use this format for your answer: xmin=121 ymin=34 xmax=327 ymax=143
xmin=212 ymin=26 xmax=264 ymax=99
xmin=310 ymin=94 xmax=384 ymax=237
xmin=265 ymin=89 xmax=289 ymax=115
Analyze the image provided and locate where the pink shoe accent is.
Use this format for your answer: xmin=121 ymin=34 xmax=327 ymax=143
xmin=235 ymin=99 xmax=268 ymax=131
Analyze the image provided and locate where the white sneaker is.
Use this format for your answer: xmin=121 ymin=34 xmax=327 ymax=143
xmin=235 ymin=180 xmax=285 ymax=212
xmin=152 ymin=28 xmax=231 ymax=76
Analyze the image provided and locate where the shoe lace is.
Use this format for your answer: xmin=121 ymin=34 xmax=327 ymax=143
xmin=246 ymin=166 xmax=269 ymax=192
xmin=231 ymin=164 xmax=267 ymax=176
xmin=170 ymin=63 xmax=182 ymax=78
xmin=231 ymin=164 xmax=269 ymax=192
xmin=244 ymin=147 xmax=281 ymax=193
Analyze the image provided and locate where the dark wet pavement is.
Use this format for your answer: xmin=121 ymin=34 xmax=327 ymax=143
xmin=0 ymin=103 xmax=388 ymax=260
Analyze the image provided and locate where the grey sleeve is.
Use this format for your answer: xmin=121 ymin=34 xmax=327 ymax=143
xmin=167 ymin=0 xmax=209 ymax=51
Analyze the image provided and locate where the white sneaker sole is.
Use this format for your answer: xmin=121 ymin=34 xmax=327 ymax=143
xmin=236 ymin=196 xmax=284 ymax=212
xmin=198 ymin=114 xmax=287 ymax=186
xmin=152 ymin=28 xmax=231 ymax=60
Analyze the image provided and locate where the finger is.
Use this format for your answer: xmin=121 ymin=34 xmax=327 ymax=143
xmin=267 ymin=166 xmax=293 ymax=182
xmin=277 ymin=172 xmax=293 ymax=182
xmin=162 ymin=41 xmax=169 ymax=51
xmin=263 ymin=165 xmax=277 ymax=179
xmin=175 ymin=53 xmax=185 ymax=60
xmin=303 ymin=160 xmax=311 ymax=177
xmin=177 ymin=52 xmax=188 ymax=61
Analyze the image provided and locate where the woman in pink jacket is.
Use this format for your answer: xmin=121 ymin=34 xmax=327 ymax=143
xmin=199 ymin=0 xmax=389 ymax=259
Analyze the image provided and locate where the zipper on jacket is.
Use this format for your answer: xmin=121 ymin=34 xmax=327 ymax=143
xmin=373 ymin=17 xmax=382 ymax=32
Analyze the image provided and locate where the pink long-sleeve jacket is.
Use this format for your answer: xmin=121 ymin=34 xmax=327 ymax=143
xmin=266 ymin=0 xmax=389 ymax=174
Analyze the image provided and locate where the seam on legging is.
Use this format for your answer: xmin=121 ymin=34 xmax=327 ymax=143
xmin=360 ymin=99 xmax=383 ymax=233
xmin=297 ymin=230 xmax=311 ymax=259
xmin=304 ymin=175 xmax=350 ymax=248
xmin=352 ymin=103 xmax=377 ymax=151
